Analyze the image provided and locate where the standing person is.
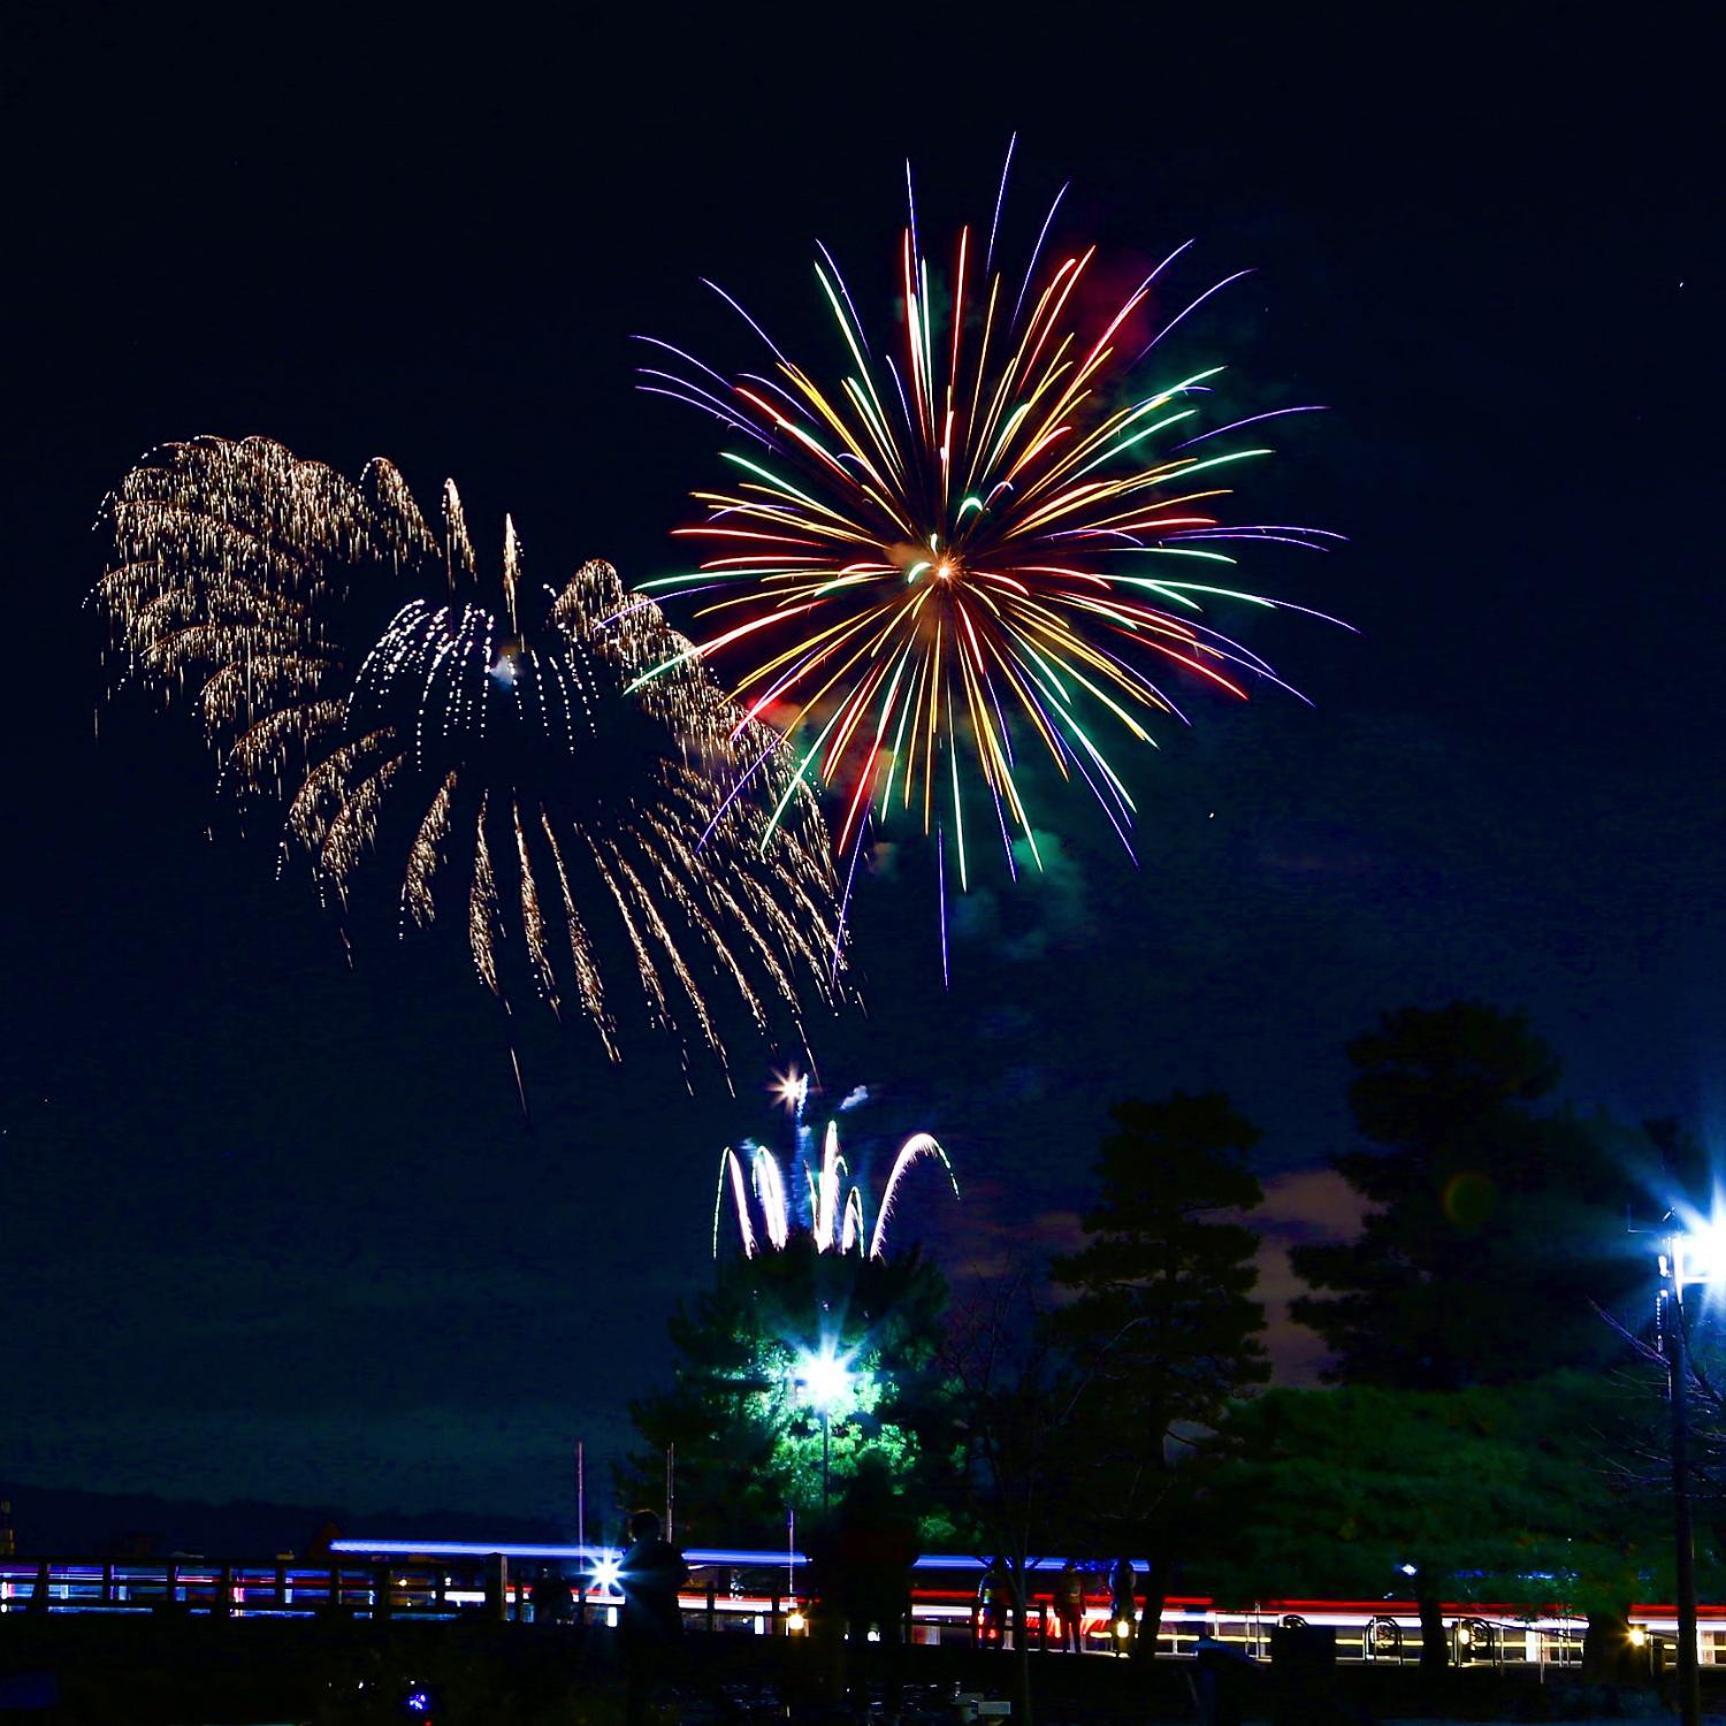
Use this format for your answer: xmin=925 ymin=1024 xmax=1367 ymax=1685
xmin=831 ymin=1457 xmax=920 ymax=1717
xmin=1108 ymin=1556 xmax=1137 ymax=1655
xmin=533 ymin=1563 xmax=574 ymax=1627
xmin=1192 ymin=1631 xmax=1254 ymax=1726
xmin=977 ymin=1559 xmax=1010 ymax=1649
xmin=1054 ymin=1561 xmax=1086 ymax=1653
xmin=618 ymin=1509 xmax=688 ymax=1726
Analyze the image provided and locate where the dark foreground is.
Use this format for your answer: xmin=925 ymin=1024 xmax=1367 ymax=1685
xmin=0 ymin=1616 xmax=1715 ymax=1724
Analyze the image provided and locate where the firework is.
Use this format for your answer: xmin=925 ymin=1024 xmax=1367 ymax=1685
xmin=95 ymin=435 xmax=842 ymax=1062
xmin=712 ymin=1072 xmax=958 ymax=1259
xmin=637 ymin=143 xmax=1346 ymax=888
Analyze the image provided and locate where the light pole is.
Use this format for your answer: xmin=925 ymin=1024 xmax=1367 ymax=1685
xmin=793 ymin=1342 xmax=857 ymax=1514
xmin=1659 ymin=1224 xmax=1714 ymax=1726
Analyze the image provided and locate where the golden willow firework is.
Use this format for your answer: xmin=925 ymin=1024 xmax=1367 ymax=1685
xmin=636 ymin=144 xmax=1347 ymax=890
xmin=95 ymin=436 xmax=842 ymax=1062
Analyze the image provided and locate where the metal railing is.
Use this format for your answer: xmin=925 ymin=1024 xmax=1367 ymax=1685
xmin=0 ymin=1554 xmax=1714 ymax=1673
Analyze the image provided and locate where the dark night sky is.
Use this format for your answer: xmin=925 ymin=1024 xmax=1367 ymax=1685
xmin=1 ymin=6 xmax=1718 ymax=1526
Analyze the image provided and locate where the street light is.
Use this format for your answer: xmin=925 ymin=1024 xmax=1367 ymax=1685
xmin=1657 ymin=1218 xmax=1720 ymax=1726
xmin=793 ymin=1341 xmax=859 ymax=1513
xmin=1670 ymin=1223 xmax=1726 ymax=1294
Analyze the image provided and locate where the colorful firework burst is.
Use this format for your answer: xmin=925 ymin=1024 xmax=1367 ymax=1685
xmin=713 ymin=1068 xmax=958 ymax=1260
xmin=637 ymin=142 xmax=1346 ymax=894
xmin=95 ymin=436 xmax=842 ymax=1070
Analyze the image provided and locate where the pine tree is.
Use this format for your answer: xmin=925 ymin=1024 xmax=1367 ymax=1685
xmin=1048 ymin=1092 xmax=1269 ymax=1654
xmin=1290 ymin=1002 xmax=1648 ymax=1388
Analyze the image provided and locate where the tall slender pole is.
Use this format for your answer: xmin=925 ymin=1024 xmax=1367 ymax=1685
xmin=1665 ymin=1268 xmax=1702 ymax=1726
xmin=821 ymin=1412 xmax=831 ymax=1514
xmin=666 ymin=1442 xmax=676 ymax=1542
xmin=577 ymin=1440 xmax=586 ymax=1559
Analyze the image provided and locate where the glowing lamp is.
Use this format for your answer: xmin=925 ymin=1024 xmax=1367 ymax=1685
xmin=794 ymin=1343 xmax=856 ymax=1416
xmin=1630 ymin=1626 xmax=1648 ymax=1648
xmin=1114 ymin=1619 xmax=1132 ymax=1640
xmin=786 ymin=1609 xmax=806 ymax=1632
xmin=591 ymin=1551 xmax=621 ymax=1593
xmin=1673 ymin=1223 xmax=1726 ymax=1289
xmin=1457 ymin=1626 xmax=1472 ymax=1648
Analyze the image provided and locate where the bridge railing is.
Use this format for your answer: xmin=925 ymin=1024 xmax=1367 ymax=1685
xmin=0 ymin=1555 xmax=1709 ymax=1673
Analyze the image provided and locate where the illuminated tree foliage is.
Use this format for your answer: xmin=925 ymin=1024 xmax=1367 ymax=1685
xmin=626 ymin=1239 xmax=961 ymax=1545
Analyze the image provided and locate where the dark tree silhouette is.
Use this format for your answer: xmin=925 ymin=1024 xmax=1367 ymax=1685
xmin=1048 ymin=1092 xmax=1270 ymax=1657
xmin=1202 ymin=1373 xmax=1680 ymax=1676
xmin=1292 ymin=1002 xmax=1649 ymax=1390
xmin=942 ymin=1274 xmax=1082 ymax=1726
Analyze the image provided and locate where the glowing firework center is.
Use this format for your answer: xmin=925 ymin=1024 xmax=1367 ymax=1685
xmin=636 ymin=142 xmax=1346 ymax=902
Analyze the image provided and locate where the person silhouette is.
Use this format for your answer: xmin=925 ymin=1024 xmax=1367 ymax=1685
xmin=829 ymin=1458 xmax=919 ymax=1717
xmin=1108 ymin=1556 xmax=1137 ymax=1654
xmin=1193 ymin=1630 xmax=1253 ymax=1725
xmin=618 ymin=1510 xmax=688 ymax=1726
xmin=1054 ymin=1560 xmax=1086 ymax=1653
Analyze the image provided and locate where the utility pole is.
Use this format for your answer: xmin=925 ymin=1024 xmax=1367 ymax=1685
xmin=1662 ymin=1251 xmax=1702 ymax=1726
xmin=665 ymin=1443 xmax=675 ymax=1542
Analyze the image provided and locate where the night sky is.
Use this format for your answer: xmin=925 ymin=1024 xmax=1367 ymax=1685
xmin=2 ymin=8 xmax=1716 ymax=1528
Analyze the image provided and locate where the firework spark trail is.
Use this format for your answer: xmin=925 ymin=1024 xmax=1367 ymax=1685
xmin=95 ymin=436 xmax=845 ymax=1065
xmin=937 ymin=827 xmax=949 ymax=989
xmin=712 ymin=1094 xmax=957 ymax=1262
xmin=633 ymin=149 xmax=1349 ymax=892
xmin=830 ymin=813 xmax=869 ymax=982
xmin=813 ymin=1120 xmax=843 ymax=1251
xmin=869 ymin=1132 xmax=960 ymax=1260
xmin=754 ymin=1143 xmax=791 ymax=1250
xmin=713 ymin=1147 xmax=757 ymax=1259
